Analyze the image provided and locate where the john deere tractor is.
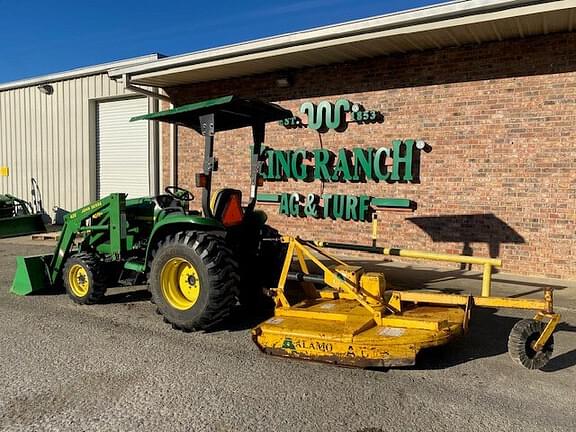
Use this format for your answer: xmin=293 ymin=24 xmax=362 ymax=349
xmin=12 ymin=96 xmax=292 ymax=331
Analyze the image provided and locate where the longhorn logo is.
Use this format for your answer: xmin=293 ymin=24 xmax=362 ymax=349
xmin=300 ymin=99 xmax=352 ymax=131
xmin=278 ymin=99 xmax=382 ymax=132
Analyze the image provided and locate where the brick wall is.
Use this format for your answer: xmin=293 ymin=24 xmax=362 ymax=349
xmin=161 ymin=32 xmax=576 ymax=280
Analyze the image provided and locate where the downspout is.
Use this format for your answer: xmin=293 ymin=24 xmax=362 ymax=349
xmin=122 ymin=73 xmax=171 ymax=102
xmin=148 ymin=94 xmax=160 ymax=196
xmin=170 ymin=117 xmax=178 ymax=187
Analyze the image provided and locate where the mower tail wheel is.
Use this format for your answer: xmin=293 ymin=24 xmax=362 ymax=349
xmin=62 ymin=253 xmax=107 ymax=305
xmin=149 ymin=231 xmax=240 ymax=331
xmin=508 ymin=319 xmax=554 ymax=370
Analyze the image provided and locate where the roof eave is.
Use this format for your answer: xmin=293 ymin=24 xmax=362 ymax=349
xmin=109 ymin=0 xmax=576 ymax=86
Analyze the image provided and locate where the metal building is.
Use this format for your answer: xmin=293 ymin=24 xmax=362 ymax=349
xmin=0 ymin=54 xmax=162 ymax=219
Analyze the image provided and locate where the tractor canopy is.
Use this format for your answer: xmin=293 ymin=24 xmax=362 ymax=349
xmin=131 ymin=95 xmax=293 ymax=219
xmin=130 ymin=95 xmax=292 ymax=133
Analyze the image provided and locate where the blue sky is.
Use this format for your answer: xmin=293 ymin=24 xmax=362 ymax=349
xmin=0 ymin=0 xmax=442 ymax=83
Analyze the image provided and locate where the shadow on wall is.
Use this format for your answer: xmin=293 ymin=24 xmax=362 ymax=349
xmin=407 ymin=213 xmax=525 ymax=270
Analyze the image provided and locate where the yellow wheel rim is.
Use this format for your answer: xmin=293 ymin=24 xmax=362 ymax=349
xmin=160 ymin=257 xmax=201 ymax=310
xmin=68 ymin=264 xmax=89 ymax=297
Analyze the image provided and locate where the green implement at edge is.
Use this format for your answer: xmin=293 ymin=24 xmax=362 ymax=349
xmin=0 ymin=213 xmax=46 ymax=238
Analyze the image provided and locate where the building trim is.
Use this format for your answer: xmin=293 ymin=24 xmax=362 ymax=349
xmin=0 ymin=54 xmax=164 ymax=92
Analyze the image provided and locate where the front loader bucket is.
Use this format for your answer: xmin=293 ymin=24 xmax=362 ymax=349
xmin=11 ymin=255 xmax=53 ymax=296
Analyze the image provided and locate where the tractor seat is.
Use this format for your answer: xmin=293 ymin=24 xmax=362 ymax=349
xmin=211 ymin=189 xmax=244 ymax=227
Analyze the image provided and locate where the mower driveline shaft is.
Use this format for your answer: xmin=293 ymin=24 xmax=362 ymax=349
xmin=286 ymin=272 xmax=325 ymax=284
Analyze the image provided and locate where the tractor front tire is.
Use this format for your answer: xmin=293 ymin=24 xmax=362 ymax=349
xmin=508 ymin=319 xmax=554 ymax=370
xmin=149 ymin=231 xmax=239 ymax=331
xmin=62 ymin=253 xmax=107 ymax=305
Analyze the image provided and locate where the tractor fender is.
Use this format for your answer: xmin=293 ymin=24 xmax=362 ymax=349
xmin=143 ymin=214 xmax=225 ymax=271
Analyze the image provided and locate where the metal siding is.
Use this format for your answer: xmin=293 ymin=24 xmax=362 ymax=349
xmin=10 ymin=91 xmax=17 ymax=195
xmin=16 ymin=89 xmax=24 ymax=198
xmin=54 ymin=81 xmax=62 ymax=208
xmin=0 ymin=94 xmax=5 ymax=187
xmin=23 ymin=89 xmax=29 ymax=200
xmin=81 ymin=78 xmax=90 ymax=205
xmin=63 ymin=81 xmax=71 ymax=206
xmin=57 ymin=82 xmax=64 ymax=206
xmin=96 ymin=97 xmax=149 ymax=199
xmin=0 ymin=73 xmax=142 ymax=216
xmin=11 ymin=90 xmax=18 ymax=197
xmin=0 ymin=94 xmax=3 ymax=176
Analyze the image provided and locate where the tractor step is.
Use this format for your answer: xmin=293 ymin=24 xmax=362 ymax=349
xmin=123 ymin=260 xmax=146 ymax=273
xmin=116 ymin=259 xmax=146 ymax=286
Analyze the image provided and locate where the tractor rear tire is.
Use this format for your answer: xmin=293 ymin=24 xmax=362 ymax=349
xmin=508 ymin=319 xmax=554 ymax=370
xmin=62 ymin=253 xmax=107 ymax=305
xmin=149 ymin=231 xmax=239 ymax=331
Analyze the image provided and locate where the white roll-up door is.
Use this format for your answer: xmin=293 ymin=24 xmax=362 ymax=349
xmin=96 ymin=97 xmax=150 ymax=199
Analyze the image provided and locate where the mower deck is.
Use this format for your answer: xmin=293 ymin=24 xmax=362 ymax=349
xmin=253 ymin=297 xmax=465 ymax=367
xmin=251 ymin=237 xmax=559 ymax=369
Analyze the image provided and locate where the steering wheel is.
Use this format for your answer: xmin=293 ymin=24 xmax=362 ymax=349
xmin=164 ymin=186 xmax=194 ymax=202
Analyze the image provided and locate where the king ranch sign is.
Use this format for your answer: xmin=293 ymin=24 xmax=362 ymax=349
xmin=260 ymin=139 xmax=422 ymax=183
xmin=256 ymin=99 xmax=426 ymax=222
xmin=258 ymin=139 xmax=426 ymax=222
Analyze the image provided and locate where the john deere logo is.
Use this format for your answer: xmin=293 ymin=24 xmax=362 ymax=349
xmin=279 ymin=99 xmax=382 ymax=132
xmin=282 ymin=338 xmax=296 ymax=350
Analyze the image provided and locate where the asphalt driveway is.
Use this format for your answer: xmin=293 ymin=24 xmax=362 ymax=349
xmin=0 ymin=239 xmax=574 ymax=432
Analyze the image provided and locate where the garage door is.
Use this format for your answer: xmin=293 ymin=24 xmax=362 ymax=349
xmin=96 ymin=97 xmax=150 ymax=199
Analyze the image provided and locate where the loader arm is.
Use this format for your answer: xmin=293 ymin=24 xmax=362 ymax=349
xmin=48 ymin=193 xmax=127 ymax=284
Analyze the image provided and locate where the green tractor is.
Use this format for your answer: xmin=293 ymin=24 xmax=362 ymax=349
xmin=12 ymin=96 xmax=292 ymax=331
